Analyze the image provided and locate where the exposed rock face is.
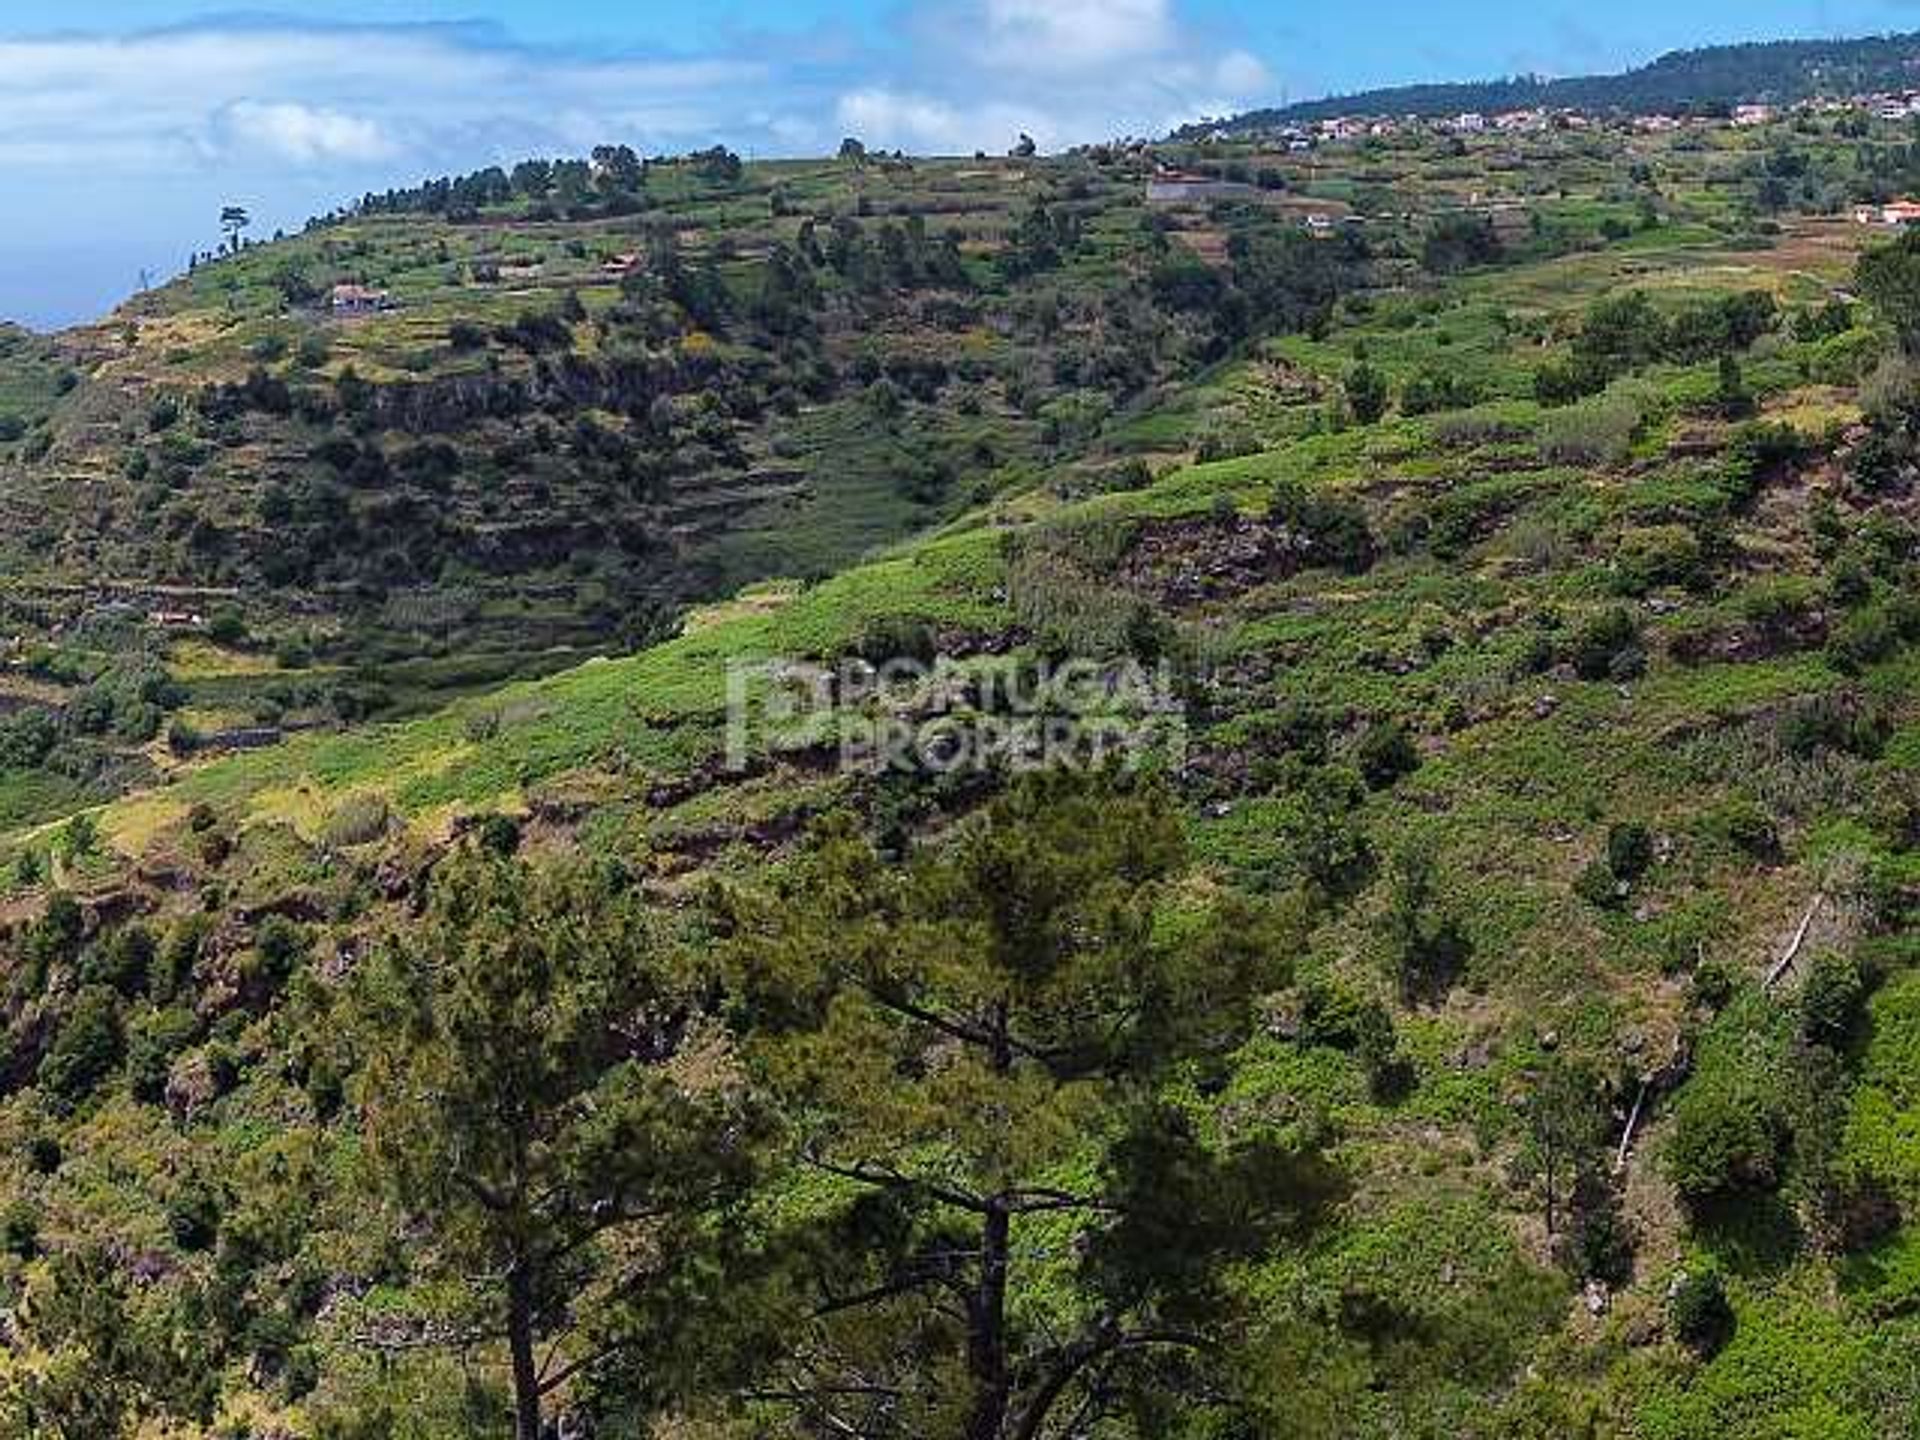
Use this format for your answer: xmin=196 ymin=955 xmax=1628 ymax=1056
xmin=1116 ymin=515 xmax=1313 ymax=608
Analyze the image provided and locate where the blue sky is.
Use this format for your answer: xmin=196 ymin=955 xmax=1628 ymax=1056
xmin=2 ymin=1 xmax=1916 ymax=327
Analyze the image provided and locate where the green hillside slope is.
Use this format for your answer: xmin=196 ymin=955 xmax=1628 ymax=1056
xmin=1 ymin=109 xmax=1920 ymax=1438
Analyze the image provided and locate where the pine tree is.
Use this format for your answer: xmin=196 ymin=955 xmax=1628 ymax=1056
xmin=348 ymin=852 xmax=769 ymax=1440
xmin=724 ymin=771 xmax=1342 ymax=1438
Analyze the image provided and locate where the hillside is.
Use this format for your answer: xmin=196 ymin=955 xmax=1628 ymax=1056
xmin=0 ymin=148 xmax=1213 ymax=705
xmin=2 ymin=101 xmax=1920 ymax=1439
xmin=1209 ymin=30 xmax=1920 ymax=128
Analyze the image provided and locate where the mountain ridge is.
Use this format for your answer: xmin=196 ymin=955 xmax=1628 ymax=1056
xmin=1200 ymin=29 xmax=1920 ymax=130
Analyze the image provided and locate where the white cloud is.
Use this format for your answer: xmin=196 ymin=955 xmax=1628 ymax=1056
xmin=0 ymin=6 xmax=1268 ymax=176
xmin=1213 ymin=50 xmax=1273 ymax=96
xmin=0 ymin=20 xmax=786 ymax=178
xmin=843 ymin=0 xmax=1270 ymax=153
xmin=837 ymin=88 xmax=1046 ymax=155
xmin=217 ymin=101 xmax=397 ymax=164
xmin=977 ymin=0 xmax=1176 ymax=71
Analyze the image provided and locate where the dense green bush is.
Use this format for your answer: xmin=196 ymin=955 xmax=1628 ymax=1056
xmin=127 ymin=1005 xmax=199 ymax=1104
xmin=1570 ymin=606 xmax=1644 ymax=681
xmin=1345 ymin=361 xmax=1388 ymax=423
xmin=1194 ymin=421 xmax=1261 ymax=463
xmin=1423 ymin=212 xmax=1502 ymax=273
xmin=1721 ymin=420 xmax=1804 ymax=503
xmin=1563 ymin=1168 xmax=1635 ymax=1285
xmin=1798 ymin=951 xmax=1864 ymax=1046
xmin=1613 ymin=524 xmax=1707 ymax=594
xmin=1665 ymin=1080 xmax=1783 ymax=1203
xmin=41 ymin=986 xmax=125 ymax=1104
xmin=1606 ymin=822 xmax=1655 ymax=881
xmin=1270 ymin=478 xmax=1376 ymax=573
xmin=1827 ymin=600 xmax=1912 ymax=671
xmin=1668 ymin=1267 xmax=1734 ymax=1355
xmin=1399 ymin=366 xmax=1480 ymax=415
xmin=1538 ymin=393 xmax=1642 ymax=465
xmin=1356 ymin=720 xmax=1420 ymax=790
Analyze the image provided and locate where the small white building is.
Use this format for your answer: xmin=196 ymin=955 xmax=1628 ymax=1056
xmin=330 ymin=283 xmax=391 ymax=315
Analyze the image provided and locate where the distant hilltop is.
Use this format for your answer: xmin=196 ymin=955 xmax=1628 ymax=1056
xmin=1191 ymin=30 xmax=1920 ymax=133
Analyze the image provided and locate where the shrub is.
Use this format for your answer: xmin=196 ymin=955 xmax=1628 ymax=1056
xmin=1798 ymin=951 xmax=1864 ymax=1046
xmin=61 ymin=813 xmax=99 ymax=861
xmin=1690 ymin=959 xmax=1736 ymax=1011
xmin=2 ymin=1202 xmax=37 ymax=1260
xmin=127 ymin=1006 xmax=198 ymax=1104
xmin=167 ymin=1180 xmax=221 ymax=1252
xmin=1298 ymin=976 xmax=1406 ymax=1096
xmin=207 ymin=606 xmax=248 ymax=647
xmin=1827 ymin=603 xmax=1903 ymax=672
xmin=1739 ymin=576 xmax=1820 ymax=640
xmin=1431 ymin=411 xmax=1526 ymax=448
xmin=1574 ymin=291 xmax=1664 ymax=372
xmin=850 ymin=615 xmax=938 ymax=668
xmin=1665 ymin=1081 xmax=1782 ymax=1203
xmin=248 ymin=916 xmax=309 ymax=991
xmin=1606 ymin=823 xmax=1655 ymax=881
xmin=1270 ymin=479 xmax=1376 ymax=573
xmin=1355 ymin=720 xmax=1420 ymax=790
xmin=1845 ymin=428 xmax=1904 ymax=492
xmin=167 ymin=719 xmax=203 ymax=756
xmin=476 ymin=814 xmax=523 ymax=857
xmin=1858 ymin=352 xmax=1920 ymax=426
xmin=1423 ymin=212 xmax=1502 ymax=273
xmin=1194 ymin=421 xmax=1260 ymax=463
xmin=1345 ymin=362 xmax=1388 ymax=423
xmin=41 ymin=986 xmax=125 ymax=1104
xmin=1534 ymin=355 xmax=1610 ymax=407
xmin=148 ymin=917 xmax=208 ymax=1003
xmin=1400 ymin=366 xmax=1480 ymax=415
xmin=1380 ymin=851 xmax=1470 ymax=1003
xmin=1775 ymin=690 xmax=1888 ymax=760
xmin=1613 ymin=524 xmax=1707 ymax=595
xmin=1563 ymin=1169 xmax=1635 ymax=1285
xmin=1712 ymin=355 xmax=1753 ymax=419
xmin=82 ymin=924 xmax=154 ymax=998
xmin=1538 ymin=393 xmax=1641 ymax=465
xmin=1573 ymin=858 xmax=1626 ymax=909
xmin=1570 ymin=607 xmax=1644 ymax=681
xmin=1102 ymin=457 xmax=1154 ymax=492
xmin=1721 ymin=421 xmax=1804 ymax=503
xmin=1298 ymin=975 xmax=1391 ymax=1055
xmin=12 ymin=849 xmax=43 ymax=888
xmin=323 ymin=794 xmax=391 ymax=848
xmin=32 ymin=891 xmax=85 ymax=968
xmin=1820 ymin=556 xmax=1866 ymax=614
xmin=1701 ymin=797 xmax=1778 ymax=863
xmin=1668 ymin=1268 xmax=1734 ymax=1356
